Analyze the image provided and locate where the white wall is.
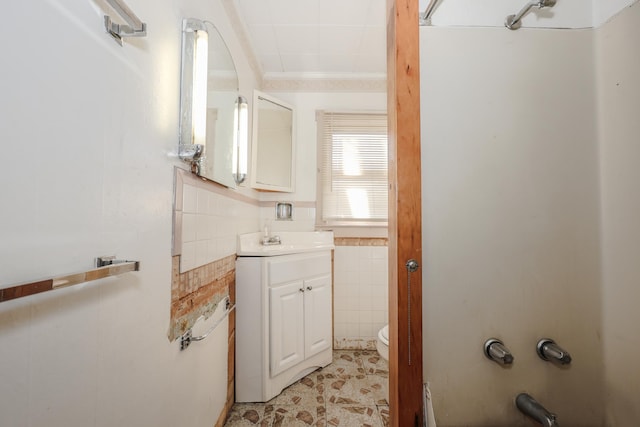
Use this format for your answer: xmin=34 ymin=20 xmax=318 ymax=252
xmin=596 ymin=3 xmax=640 ymax=425
xmin=420 ymin=26 xmax=604 ymax=426
xmin=0 ymin=0 xmax=259 ymax=426
xmin=593 ymin=0 xmax=637 ymax=26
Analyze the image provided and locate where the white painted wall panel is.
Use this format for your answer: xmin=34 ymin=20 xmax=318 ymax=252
xmin=593 ymin=0 xmax=637 ymax=26
xmin=420 ymin=25 xmax=604 ymax=426
xmin=596 ymin=3 xmax=640 ymax=425
xmin=0 ymin=1 xmax=259 ymax=426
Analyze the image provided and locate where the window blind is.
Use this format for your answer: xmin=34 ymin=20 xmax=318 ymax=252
xmin=317 ymin=111 xmax=388 ymax=225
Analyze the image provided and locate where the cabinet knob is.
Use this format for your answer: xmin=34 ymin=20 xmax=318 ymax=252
xmin=299 ymin=288 xmax=305 ymax=293
xmin=306 ymin=286 xmax=313 ymax=291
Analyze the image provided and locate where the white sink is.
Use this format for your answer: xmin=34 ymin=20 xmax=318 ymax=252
xmin=237 ymin=231 xmax=334 ymax=256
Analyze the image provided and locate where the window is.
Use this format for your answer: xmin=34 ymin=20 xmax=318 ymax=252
xmin=316 ymin=111 xmax=388 ymax=227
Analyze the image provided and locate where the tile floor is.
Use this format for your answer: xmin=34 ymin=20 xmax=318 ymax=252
xmin=224 ymin=350 xmax=389 ymax=427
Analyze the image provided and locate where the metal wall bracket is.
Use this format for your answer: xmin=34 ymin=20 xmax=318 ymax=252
xmin=405 ymin=259 xmax=420 ymax=365
xmin=96 ymin=255 xmax=137 ymax=267
xmin=180 ymin=330 xmax=193 ymax=351
xmin=104 ymin=0 xmax=147 ymax=45
xmin=178 ymin=144 xmax=205 ymax=175
xmin=178 ymin=144 xmax=204 ymax=162
xmin=420 ymin=0 xmax=442 ymax=26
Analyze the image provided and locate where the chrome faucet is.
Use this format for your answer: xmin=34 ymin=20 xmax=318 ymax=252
xmin=483 ymin=338 xmax=514 ymax=365
xmin=537 ymin=339 xmax=572 ymax=365
xmin=516 ymin=393 xmax=560 ymax=427
xmin=261 ymin=235 xmax=281 ymax=246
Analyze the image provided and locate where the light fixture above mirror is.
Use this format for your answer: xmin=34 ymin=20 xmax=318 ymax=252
xmin=178 ymin=18 xmax=247 ymax=188
xmin=179 ymin=19 xmax=208 ymax=162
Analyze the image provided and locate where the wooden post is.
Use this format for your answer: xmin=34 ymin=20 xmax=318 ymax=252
xmin=386 ymin=0 xmax=424 ymax=426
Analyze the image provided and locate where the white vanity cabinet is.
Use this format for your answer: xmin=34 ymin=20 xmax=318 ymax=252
xmin=236 ymin=250 xmax=333 ymax=402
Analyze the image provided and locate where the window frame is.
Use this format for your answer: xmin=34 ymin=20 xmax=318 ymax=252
xmin=315 ymin=110 xmax=389 ymax=230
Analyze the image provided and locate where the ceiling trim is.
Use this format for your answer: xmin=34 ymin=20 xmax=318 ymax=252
xmin=262 ymin=76 xmax=387 ymax=93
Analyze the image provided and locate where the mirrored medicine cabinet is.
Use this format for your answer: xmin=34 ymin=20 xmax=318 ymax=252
xmin=250 ymin=91 xmax=295 ymax=193
xmin=178 ymin=18 xmax=247 ymax=188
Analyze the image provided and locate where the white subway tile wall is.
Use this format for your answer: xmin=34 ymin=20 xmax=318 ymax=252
xmin=333 ymin=245 xmax=388 ymax=349
xmin=180 ymin=183 xmax=259 ymax=273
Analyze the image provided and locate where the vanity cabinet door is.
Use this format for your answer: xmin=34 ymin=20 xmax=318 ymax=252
xmin=269 ymin=281 xmax=305 ymax=377
xmin=303 ymin=275 xmax=332 ymax=358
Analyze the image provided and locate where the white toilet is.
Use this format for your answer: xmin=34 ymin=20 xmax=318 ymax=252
xmin=376 ymin=324 xmax=389 ymax=361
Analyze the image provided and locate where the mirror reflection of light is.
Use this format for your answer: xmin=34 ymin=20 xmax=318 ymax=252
xmin=347 ymin=188 xmax=370 ymax=218
xmin=341 ymin=138 xmax=362 ymax=176
xmin=238 ymin=100 xmax=248 ymax=176
xmin=233 ymin=96 xmax=249 ymax=183
xmin=192 ymin=29 xmax=209 ymax=145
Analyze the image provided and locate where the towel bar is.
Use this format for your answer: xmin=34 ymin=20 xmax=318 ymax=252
xmin=180 ymin=296 xmax=235 ymax=350
xmin=0 ymin=259 xmax=140 ymax=303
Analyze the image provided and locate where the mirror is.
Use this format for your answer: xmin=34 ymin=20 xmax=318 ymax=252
xmin=250 ymin=91 xmax=295 ymax=192
xmin=179 ymin=19 xmax=246 ymax=188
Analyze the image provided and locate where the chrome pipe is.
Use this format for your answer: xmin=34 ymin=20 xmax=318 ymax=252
xmin=516 ymin=393 xmax=560 ymax=427
xmin=420 ymin=0 xmax=441 ymax=26
xmin=505 ymin=0 xmax=557 ymax=30
xmin=537 ymin=339 xmax=572 ymax=365
xmin=484 ymin=338 xmax=514 ymax=365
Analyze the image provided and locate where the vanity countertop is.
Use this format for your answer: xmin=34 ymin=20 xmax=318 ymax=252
xmin=236 ymin=231 xmax=334 ymax=256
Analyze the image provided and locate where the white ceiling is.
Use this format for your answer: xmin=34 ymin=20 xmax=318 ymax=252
xmin=231 ymin=0 xmax=388 ymax=79
xmin=228 ymin=0 xmax=634 ymax=84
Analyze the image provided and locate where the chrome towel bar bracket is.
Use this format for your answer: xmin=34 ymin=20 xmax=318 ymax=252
xmin=104 ymin=0 xmax=147 ymax=45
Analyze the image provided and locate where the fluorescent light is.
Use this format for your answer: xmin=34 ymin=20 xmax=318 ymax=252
xmin=233 ymin=96 xmax=248 ymax=184
xmin=192 ymin=29 xmax=208 ymax=146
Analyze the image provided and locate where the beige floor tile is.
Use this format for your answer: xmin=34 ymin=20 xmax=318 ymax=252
xmin=268 ymin=375 xmax=325 ymax=406
xmin=367 ymin=375 xmax=388 ymax=406
xmin=225 ymin=351 xmax=389 ymax=426
xmin=224 ymin=403 xmax=271 ymax=427
xmin=360 ymin=352 xmax=389 ymax=377
xmin=317 ymin=351 xmax=366 ymax=377
xmin=377 ymin=406 xmax=389 ymax=427
xmin=325 ymin=405 xmax=384 ymax=427
xmin=325 ymin=373 xmax=378 ymax=406
xmin=270 ymin=405 xmax=326 ymax=427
